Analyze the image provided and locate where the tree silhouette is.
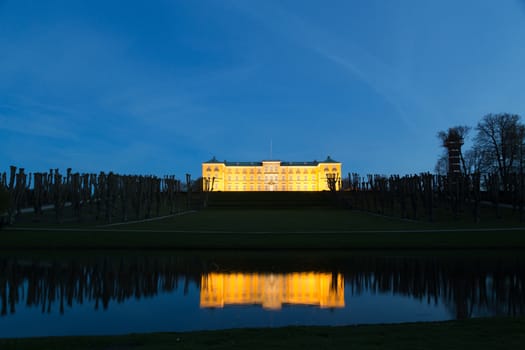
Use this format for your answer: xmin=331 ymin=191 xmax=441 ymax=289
xmin=475 ymin=113 xmax=524 ymax=191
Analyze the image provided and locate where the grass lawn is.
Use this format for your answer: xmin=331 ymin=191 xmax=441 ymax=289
xmin=2 ymin=208 xmax=525 ymax=249
xmin=1 ymin=317 xmax=524 ymax=350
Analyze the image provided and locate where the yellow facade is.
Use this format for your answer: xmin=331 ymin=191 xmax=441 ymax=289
xmin=202 ymin=156 xmax=342 ymax=192
xmin=200 ymin=272 xmax=345 ymax=310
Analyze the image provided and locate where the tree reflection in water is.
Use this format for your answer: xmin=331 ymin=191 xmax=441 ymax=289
xmin=0 ymin=256 xmax=200 ymax=315
xmin=343 ymin=256 xmax=525 ymax=319
xmin=0 ymin=253 xmax=524 ymax=319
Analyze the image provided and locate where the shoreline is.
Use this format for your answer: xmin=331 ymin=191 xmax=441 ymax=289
xmin=1 ymin=317 xmax=524 ymax=349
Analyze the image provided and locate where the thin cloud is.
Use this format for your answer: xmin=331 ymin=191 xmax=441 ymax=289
xmin=0 ymin=115 xmax=76 ymax=140
xmin=0 ymin=97 xmax=78 ymax=140
xmin=228 ymin=1 xmax=433 ymax=134
xmin=316 ymin=50 xmax=417 ymax=133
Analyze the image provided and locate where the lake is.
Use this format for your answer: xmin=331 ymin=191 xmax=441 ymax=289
xmin=0 ymin=250 xmax=524 ymax=338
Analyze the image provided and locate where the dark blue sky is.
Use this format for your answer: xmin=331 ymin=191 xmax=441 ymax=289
xmin=1 ymin=0 xmax=525 ymax=177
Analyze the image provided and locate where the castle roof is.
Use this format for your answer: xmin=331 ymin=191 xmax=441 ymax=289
xmin=224 ymin=161 xmax=263 ymax=166
xmin=205 ymin=156 xmax=223 ymax=163
xmin=203 ymin=156 xmax=340 ymax=166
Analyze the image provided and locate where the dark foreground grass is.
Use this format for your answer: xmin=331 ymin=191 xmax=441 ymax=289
xmin=3 ymin=228 xmax=525 ymax=250
xmin=1 ymin=317 xmax=524 ymax=350
xmin=3 ymin=209 xmax=525 ymax=249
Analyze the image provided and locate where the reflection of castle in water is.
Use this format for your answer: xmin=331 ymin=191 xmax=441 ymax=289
xmin=1 ymin=254 xmax=524 ymax=319
xmin=200 ymin=272 xmax=344 ymax=309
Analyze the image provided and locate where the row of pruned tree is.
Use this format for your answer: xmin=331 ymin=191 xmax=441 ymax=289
xmin=343 ymin=171 xmax=525 ymax=222
xmin=0 ymin=166 xmax=184 ymax=225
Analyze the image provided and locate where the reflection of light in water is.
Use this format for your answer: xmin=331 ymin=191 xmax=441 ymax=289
xmin=200 ymin=272 xmax=344 ymax=310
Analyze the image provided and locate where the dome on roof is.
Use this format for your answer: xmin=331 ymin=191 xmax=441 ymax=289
xmin=205 ymin=156 xmax=222 ymax=163
xmin=322 ymin=155 xmax=339 ymax=163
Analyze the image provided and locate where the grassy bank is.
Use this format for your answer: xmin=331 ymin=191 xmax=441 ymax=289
xmin=3 ymin=209 xmax=525 ymax=249
xmin=1 ymin=317 xmax=524 ymax=350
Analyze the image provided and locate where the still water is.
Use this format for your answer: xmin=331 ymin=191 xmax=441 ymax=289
xmin=0 ymin=251 xmax=524 ymax=338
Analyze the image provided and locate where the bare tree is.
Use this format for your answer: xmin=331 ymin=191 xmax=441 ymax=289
xmin=0 ymin=186 xmax=9 ymax=228
xmin=186 ymin=173 xmax=192 ymax=209
xmin=326 ymin=173 xmax=339 ymax=192
xmin=475 ymin=113 xmax=524 ymax=191
xmin=434 ymin=154 xmax=448 ymax=175
xmin=462 ymin=145 xmax=488 ymax=176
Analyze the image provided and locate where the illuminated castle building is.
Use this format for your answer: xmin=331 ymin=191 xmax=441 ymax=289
xmin=202 ymin=156 xmax=342 ymax=192
xmin=200 ymin=272 xmax=345 ymax=310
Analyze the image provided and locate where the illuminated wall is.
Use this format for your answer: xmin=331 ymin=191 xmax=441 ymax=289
xmin=202 ymin=156 xmax=342 ymax=192
xmin=200 ymin=272 xmax=345 ymax=309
